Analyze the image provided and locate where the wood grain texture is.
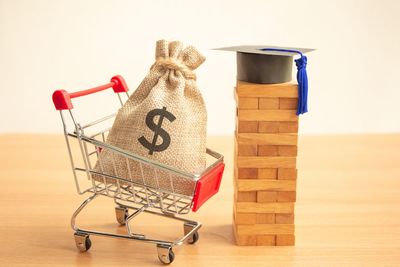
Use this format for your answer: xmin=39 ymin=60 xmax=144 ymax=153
xmin=277 ymin=191 xmax=296 ymax=202
xmin=258 ymin=145 xmax=278 ymax=156
xmin=257 ymin=191 xmax=277 ymax=202
xmin=237 ymin=224 xmax=294 ymax=235
xmin=236 ymin=202 xmax=295 ymax=213
xmin=278 ymin=145 xmax=298 ymax=156
xmin=237 ymin=144 xmax=258 ymax=156
xmin=237 ymin=133 xmax=298 ymax=146
xmin=236 ymin=81 xmax=298 ymax=98
xmin=256 ymin=235 xmax=276 ymax=245
xmin=233 ymin=228 xmax=257 ymax=246
xmin=258 ymin=121 xmax=280 ymax=133
xmin=278 ymin=168 xmax=298 ymax=180
xmin=233 ymin=232 xmax=276 ymax=246
xmin=276 ymin=213 xmax=295 ymax=224
xmin=258 ymin=168 xmax=278 ymax=179
xmin=238 ymin=109 xmax=298 ymax=122
xmin=259 ymin=98 xmax=279 ymax=109
xmin=237 ymin=97 xmax=258 ymax=109
xmin=236 ymin=168 xmax=258 ymax=179
xmin=278 ymin=122 xmax=299 ymax=133
xmin=279 ymin=98 xmax=298 ymax=110
xmin=276 ymin=234 xmax=295 ymax=246
xmin=2 ymin=134 xmax=400 ymax=266
xmin=237 ymin=156 xmax=296 ymax=168
xmin=234 ymin=212 xmax=257 ymax=225
xmin=236 ymin=179 xmax=296 ymax=192
xmin=256 ymin=213 xmax=275 ymax=224
xmin=235 ymin=191 xmax=257 ymax=202
xmin=237 ymin=120 xmax=258 ymax=133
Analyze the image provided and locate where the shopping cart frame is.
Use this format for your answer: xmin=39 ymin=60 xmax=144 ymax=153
xmin=52 ymin=75 xmax=225 ymax=264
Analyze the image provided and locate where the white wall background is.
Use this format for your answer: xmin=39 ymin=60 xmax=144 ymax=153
xmin=1 ymin=0 xmax=399 ymax=135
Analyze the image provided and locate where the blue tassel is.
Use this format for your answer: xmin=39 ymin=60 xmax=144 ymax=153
xmin=260 ymin=48 xmax=309 ymax=115
xmin=295 ymin=55 xmax=308 ymax=115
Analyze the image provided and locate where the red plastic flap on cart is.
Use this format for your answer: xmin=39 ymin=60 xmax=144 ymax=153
xmin=192 ymin=162 xmax=225 ymax=212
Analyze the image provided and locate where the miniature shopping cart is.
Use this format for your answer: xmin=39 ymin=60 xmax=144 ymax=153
xmin=52 ymin=75 xmax=225 ymax=264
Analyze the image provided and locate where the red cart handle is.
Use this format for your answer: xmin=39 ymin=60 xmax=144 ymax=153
xmin=52 ymin=75 xmax=129 ymax=110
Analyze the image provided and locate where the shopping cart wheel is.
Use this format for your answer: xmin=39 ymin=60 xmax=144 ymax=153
xmin=184 ymin=222 xmax=199 ymax=244
xmin=115 ymin=206 xmax=129 ymax=225
xmin=157 ymin=245 xmax=175 ymax=264
xmin=187 ymin=231 xmax=199 ymax=244
xmin=74 ymin=232 xmax=92 ymax=252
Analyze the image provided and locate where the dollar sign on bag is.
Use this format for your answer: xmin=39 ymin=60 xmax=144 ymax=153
xmin=138 ymin=107 xmax=176 ymax=155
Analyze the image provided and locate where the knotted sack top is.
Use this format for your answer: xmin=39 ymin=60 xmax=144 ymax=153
xmin=151 ymin=40 xmax=206 ymax=80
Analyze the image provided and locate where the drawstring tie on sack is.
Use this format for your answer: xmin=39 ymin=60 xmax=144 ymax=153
xmin=151 ymin=57 xmax=197 ymax=80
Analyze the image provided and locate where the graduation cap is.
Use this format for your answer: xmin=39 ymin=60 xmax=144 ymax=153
xmin=215 ymin=45 xmax=314 ymax=115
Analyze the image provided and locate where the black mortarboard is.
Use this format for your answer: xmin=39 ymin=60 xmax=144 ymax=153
xmin=214 ymin=45 xmax=314 ymax=115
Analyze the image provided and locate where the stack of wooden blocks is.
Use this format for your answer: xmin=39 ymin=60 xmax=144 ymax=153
xmin=233 ymin=81 xmax=298 ymax=246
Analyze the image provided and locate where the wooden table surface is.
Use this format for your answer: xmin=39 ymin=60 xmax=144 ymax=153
xmin=0 ymin=134 xmax=399 ymax=266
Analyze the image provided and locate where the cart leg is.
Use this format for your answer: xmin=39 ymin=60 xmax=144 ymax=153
xmin=157 ymin=244 xmax=175 ymax=265
xmin=183 ymin=222 xmax=199 ymax=244
xmin=115 ymin=206 xmax=129 ymax=225
xmin=71 ymin=193 xmax=98 ymax=232
xmin=74 ymin=232 xmax=92 ymax=252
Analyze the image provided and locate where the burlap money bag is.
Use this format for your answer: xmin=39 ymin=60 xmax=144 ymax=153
xmin=93 ymin=40 xmax=207 ymax=196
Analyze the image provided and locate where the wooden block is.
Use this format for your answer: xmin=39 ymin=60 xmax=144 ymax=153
xmin=276 ymin=234 xmax=295 ymax=246
xmin=258 ymin=168 xmax=277 ymax=179
xmin=256 ymin=213 xmax=275 ymax=224
xmin=234 ymin=212 xmax=257 ymax=224
xmin=276 ymin=213 xmax=295 ymax=224
xmin=259 ymin=98 xmax=279 ymax=109
xmin=237 ymin=156 xmax=296 ymax=168
xmin=237 ymin=120 xmax=258 ymax=133
xmin=238 ymin=110 xmax=298 ymax=122
xmin=278 ymin=168 xmax=297 ymax=180
xmin=258 ymin=145 xmax=278 ymax=156
xmin=237 ymin=144 xmax=258 ymax=156
xmin=280 ymin=98 xmax=298 ymax=109
xmin=258 ymin=122 xmax=279 ymax=133
xmin=236 ymin=191 xmax=257 ymax=202
xmin=278 ymin=145 xmax=298 ymax=156
xmin=279 ymin=122 xmax=299 ymax=133
xmin=236 ymin=81 xmax=298 ymax=98
xmin=237 ymin=168 xmax=258 ymax=179
xmin=257 ymin=191 xmax=277 ymax=202
xmin=237 ymin=97 xmax=258 ymax=109
xmin=235 ymin=235 xmax=257 ymax=246
xmin=237 ymin=133 xmax=298 ymax=146
xmin=236 ymin=202 xmax=294 ymax=214
xmin=236 ymin=179 xmax=296 ymax=192
xmin=237 ymin=224 xmax=294 ymax=235
xmin=277 ymin=191 xmax=296 ymax=202
xmin=233 ymin=226 xmax=257 ymax=246
xmin=256 ymin=235 xmax=276 ymax=245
